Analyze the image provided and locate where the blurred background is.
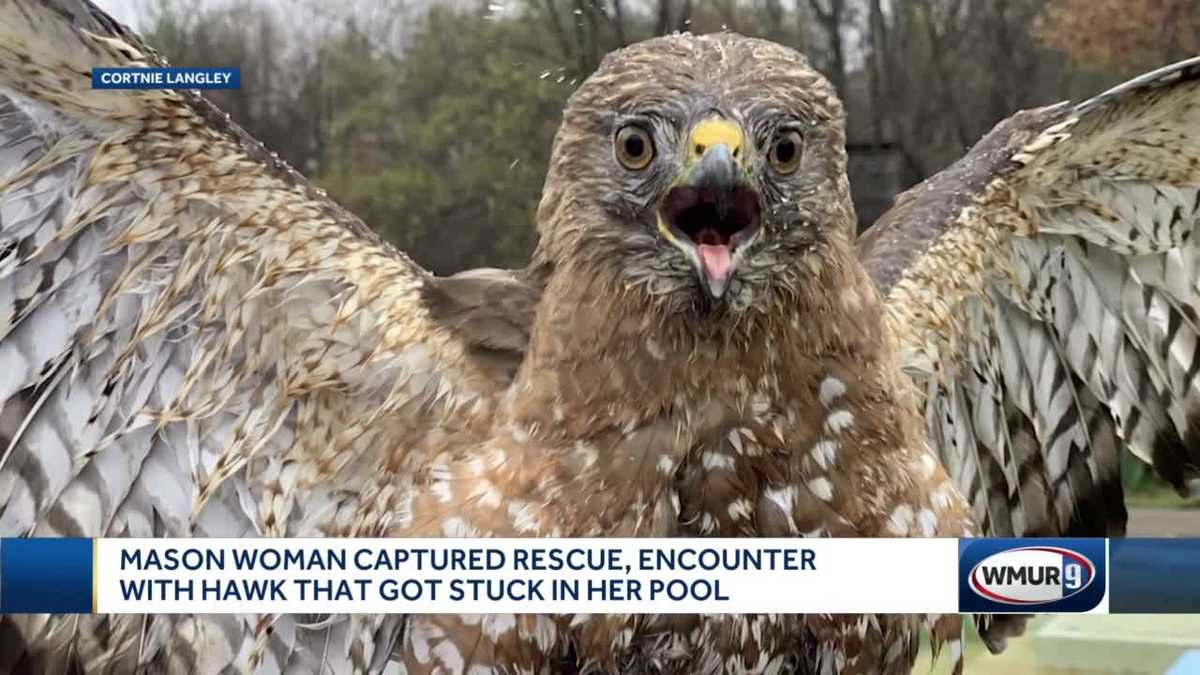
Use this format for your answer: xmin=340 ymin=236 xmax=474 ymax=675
xmin=94 ymin=1 xmax=1200 ymax=671
xmin=105 ymin=0 xmax=1200 ymax=272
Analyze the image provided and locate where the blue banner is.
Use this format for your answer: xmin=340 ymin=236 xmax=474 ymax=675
xmin=1 ymin=538 xmax=93 ymax=613
xmin=92 ymin=67 xmax=240 ymax=90
xmin=958 ymin=538 xmax=1107 ymax=613
xmin=1109 ymin=539 xmax=1200 ymax=613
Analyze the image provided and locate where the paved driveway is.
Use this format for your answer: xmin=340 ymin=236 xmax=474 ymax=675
xmin=1127 ymin=508 xmax=1200 ymax=537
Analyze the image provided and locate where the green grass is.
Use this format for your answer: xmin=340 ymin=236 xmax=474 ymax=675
xmin=1124 ymin=482 xmax=1200 ymax=509
xmin=1123 ymin=454 xmax=1199 ymax=510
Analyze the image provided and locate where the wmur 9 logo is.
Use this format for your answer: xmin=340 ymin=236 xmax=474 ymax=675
xmin=959 ymin=539 xmax=1107 ymax=613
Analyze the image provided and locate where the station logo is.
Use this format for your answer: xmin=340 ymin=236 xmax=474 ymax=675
xmin=959 ymin=539 xmax=1106 ymax=613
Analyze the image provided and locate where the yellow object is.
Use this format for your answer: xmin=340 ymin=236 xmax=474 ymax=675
xmin=690 ymin=118 xmax=743 ymax=157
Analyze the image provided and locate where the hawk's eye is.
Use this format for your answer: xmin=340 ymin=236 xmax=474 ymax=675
xmin=768 ymin=129 xmax=803 ymax=174
xmin=615 ymin=125 xmax=655 ymax=170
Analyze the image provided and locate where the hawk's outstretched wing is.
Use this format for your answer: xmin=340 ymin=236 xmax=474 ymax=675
xmin=0 ymin=0 xmax=535 ymax=671
xmin=860 ymin=57 xmax=1200 ymax=541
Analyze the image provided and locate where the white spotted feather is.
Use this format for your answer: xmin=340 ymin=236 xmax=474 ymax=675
xmin=862 ymin=55 xmax=1200 ymax=655
xmin=0 ymin=1 xmax=506 ymax=672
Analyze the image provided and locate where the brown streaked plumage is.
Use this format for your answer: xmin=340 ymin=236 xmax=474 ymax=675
xmin=377 ymin=31 xmax=975 ymax=675
xmin=7 ymin=1 xmax=1200 ymax=673
xmin=0 ymin=3 xmax=767 ymax=673
xmin=859 ymin=55 xmax=1200 ymax=653
xmin=861 ymin=57 xmax=1200 ymax=531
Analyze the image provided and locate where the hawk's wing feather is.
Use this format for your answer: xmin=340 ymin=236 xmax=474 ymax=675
xmin=0 ymin=0 xmax=532 ymax=671
xmin=859 ymin=57 xmax=1200 ymax=543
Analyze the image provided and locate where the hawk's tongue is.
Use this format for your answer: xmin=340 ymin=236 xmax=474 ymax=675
xmin=698 ymin=243 xmax=732 ymax=283
xmin=694 ymin=227 xmax=732 ymax=297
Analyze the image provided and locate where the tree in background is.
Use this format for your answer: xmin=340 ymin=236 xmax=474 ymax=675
xmin=143 ymin=0 xmax=329 ymax=172
xmin=141 ymin=0 xmax=1199 ymax=270
xmin=317 ymin=7 xmax=570 ymax=272
xmin=1036 ymin=0 xmax=1200 ymax=71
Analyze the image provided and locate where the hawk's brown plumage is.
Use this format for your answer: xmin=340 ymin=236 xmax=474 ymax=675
xmin=398 ymin=32 xmax=976 ymax=674
xmin=858 ymin=55 xmax=1200 ymax=654
xmin=393 ymin=32 xmax=969 ymax=674
xmin=6 ymin=1 xmax=1200 ymax=673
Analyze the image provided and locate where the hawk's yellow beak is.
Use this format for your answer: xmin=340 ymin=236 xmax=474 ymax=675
xmin=657 ymin=118 xmax=760 ymax=301
xmin=689 ymin=118 xmax=743 ymax=161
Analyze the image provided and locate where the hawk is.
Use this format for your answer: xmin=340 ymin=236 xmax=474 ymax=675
xmin=3 ymin=2 xmax=1200 ymax=675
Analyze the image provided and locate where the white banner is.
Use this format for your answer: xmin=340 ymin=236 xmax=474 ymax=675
xmin=94 ymin=538 xmax=959 ymax=614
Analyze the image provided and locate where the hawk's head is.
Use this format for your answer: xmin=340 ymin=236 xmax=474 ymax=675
xmin=534 ymin=33 xmax=853 ymax=320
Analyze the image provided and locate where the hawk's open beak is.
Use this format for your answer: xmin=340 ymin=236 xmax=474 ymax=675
xmin=658 ymin=118 xmax=762 ymax=300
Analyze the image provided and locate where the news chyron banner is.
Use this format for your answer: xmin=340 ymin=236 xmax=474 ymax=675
xmin=1 ymin=538 xmax=1198 ymax=614
xmin=2 ymin=539 xmax=955 ymax=615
